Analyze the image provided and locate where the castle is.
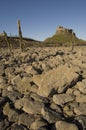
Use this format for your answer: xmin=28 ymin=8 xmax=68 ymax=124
xmin=56 ymin=26 xmax=76 ymax=36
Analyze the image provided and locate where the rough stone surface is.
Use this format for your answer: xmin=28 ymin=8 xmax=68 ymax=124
xmin=33 ymin=65 xmax=79 ymax=97
xmin=55 ymin=121 xmax=79 ymax=130
xmin=0 ymin=46 xmax=86 ymax=130
xmin=53 ymin=94 xmax=75 ymax=106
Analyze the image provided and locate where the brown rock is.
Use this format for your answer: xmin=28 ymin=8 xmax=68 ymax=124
xmin=55 ymin=121 xmax=78 ymax=130
xmin=53 ymin=94 xmax=74 ymax=106
xmin=33 ymin=65 xmax=79 ymax=97
xmin=74 ymin=103 xmax=86 ymax=115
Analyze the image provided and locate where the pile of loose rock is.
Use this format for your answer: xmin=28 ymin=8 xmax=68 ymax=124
xmin=0 ymin=46 xmax=86 ymax=130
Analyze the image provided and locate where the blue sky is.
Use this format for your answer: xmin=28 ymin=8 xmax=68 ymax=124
xmin=0 ymin=0 xmax=86 ymax=41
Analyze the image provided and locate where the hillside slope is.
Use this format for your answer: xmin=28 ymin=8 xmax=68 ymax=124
xmin=44 ymin=26 xmax=86 ymax=46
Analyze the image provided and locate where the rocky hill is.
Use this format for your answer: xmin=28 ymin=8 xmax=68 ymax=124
xmin=44 ymin=26 xmax=86 ymax=46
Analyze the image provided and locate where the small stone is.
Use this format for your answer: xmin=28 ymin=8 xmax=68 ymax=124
xmin=8 ymin=109 xmax=19 ymax=122
xmin=53 ymin=94 xmax=74 ymax=106
xmin=18 ymin=113 xmax=34 ymax=128
xmin=63 ymin=105 xmax=74 ymax=117
xmin=76 ymin=94 xmax=86 ymax=103
xmin=0 ymin=119 xmax=9 ymax=130
xmin=3 ymin=102 xmax=11 ymax=116
xmin=76 ymin=81 xmax=86 ymax=94
xmin=23 ymin=99 xmax=44 ymax=115
xmin=55 ymin=121 xmax=78 ymax=130
xmin=9 ymin=123 xmax=28 ymax=130
xmin=30 ymin=118 xmax=48 ymax=130
xmin=74 ymin=103 xmax=86 ymax=115
xmin=41 ymin=106 xmax=63 ymax=123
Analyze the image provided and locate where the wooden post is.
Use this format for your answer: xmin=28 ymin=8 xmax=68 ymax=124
xmin=3 ymin=31 xmax=10 ymax=51
xmin=17 ymin=20 xmax=23 ymax=51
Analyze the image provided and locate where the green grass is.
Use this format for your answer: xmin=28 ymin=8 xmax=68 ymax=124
xmin=44 ymin=33 xmax=86 ymax=46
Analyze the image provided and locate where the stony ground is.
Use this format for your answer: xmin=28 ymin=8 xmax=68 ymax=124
xmin=0 ymin=46 xmax=86 ymax=130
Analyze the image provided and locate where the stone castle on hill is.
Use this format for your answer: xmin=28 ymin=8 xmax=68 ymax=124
xmin=56 ymin=26 xmax=76 ymax=37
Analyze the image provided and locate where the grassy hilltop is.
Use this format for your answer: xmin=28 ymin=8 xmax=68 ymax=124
xmin=44 ymin=26 xmax=86 ymax=46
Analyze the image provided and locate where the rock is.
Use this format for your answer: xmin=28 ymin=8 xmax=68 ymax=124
xmin=0 ymin=77 xmax=6 ymax=89
xmin=8 ymin=109 xmax=19 ymax=122
xmin=23 ymin=98 xmax=44 ymax=115
xmin=3 ymin=102 xmax=19 ymax=122
xmin=53 ymin=94 xmax=74 ymax=106
xmin=15 ymin=97 xmax=44 ymax=115
xmin=33 ymin=65 xmax=79 ymax=97
xmin=74 ymin=103 xmax=86 ymax=115
xmin=50 ymin=102 xmax=62 ymax=113
xmin=30 ymin=92 xmax=49 ymax=103
xmin=75 ymin=115 xmax=86 ymax=130
xmin=7 ymin=91 xmax=22 ymax=103
xmin=18 ymin=113 xmax=34 ymax=128
xmin=30 ymin=118 xmax=48 ymax=130
xmin=14 ymin=98 xmax=23 ymax=109
xmin=0 ymin=66 xmax=5 ymax=76
xmin=5 ymin=67 xmax=15 ymax=76
xmin=0 ymin=46 xmax=86 ymax=130
xmin=12 ymin=75 xmax=32 ymax=94
xmin=11 ymin=75 xmax=21 ymax=86
xmin=0 ymin=119 xmax=9 ymax=130
xmin=76 ymin=94 xmax=86 ymax=103
xmin=24 ymin=65 xmax=37 ymax=75
xmin=0 ymin=97 xmax=6 ymax=105
xmin=63 ymin=105 xmax=74 ymax=117
xmin=76 ymin=81 xmax=86 ymax=94
xmin=41 ymin=106 xmax=63 ymax=123
xmin=55 ymin=120 xmax=79 ymax=130
xmin=3 ymin=102 xmax=11 ymax=116
xmin=8 ymin=123 xmax=28 ymax=130
xmin=66 ymin=88 xmax=74 ymax=95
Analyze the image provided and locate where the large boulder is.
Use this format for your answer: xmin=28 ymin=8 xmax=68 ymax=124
xmin=33 ymin=65 xmax=79 ymax=97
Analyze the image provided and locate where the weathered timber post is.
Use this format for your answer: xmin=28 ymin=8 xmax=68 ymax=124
xmin=17 ymin=20 xmax=23 ymax=51
xmin=3 ymin=31 xmax=11 ymax=51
